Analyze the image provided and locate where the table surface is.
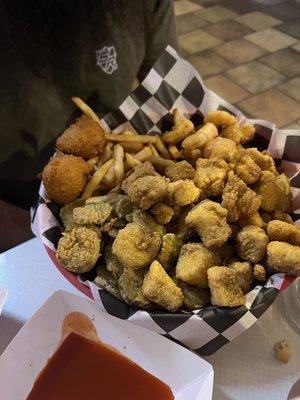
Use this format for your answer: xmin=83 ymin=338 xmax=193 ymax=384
xmin=0 ymin=238 xmax=299 ymax=400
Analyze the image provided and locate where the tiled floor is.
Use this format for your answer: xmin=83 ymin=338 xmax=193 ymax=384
xmin=175 ymin=0 xmax=300 ymax=128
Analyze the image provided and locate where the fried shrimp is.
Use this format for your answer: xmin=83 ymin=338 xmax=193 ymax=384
xmin=204 ymin=110 xmax=237 ymax=130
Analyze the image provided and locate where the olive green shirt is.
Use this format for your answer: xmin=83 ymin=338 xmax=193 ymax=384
xmin=0 ymin=0 xmax=178 ymax=208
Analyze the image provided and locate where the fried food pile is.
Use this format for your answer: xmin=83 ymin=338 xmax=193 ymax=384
xmin=41 ymin=101 xmax=299 ymax=312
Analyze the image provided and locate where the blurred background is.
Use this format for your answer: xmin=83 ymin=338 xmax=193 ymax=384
xmin=174 ymin=0 xmax=300 ymax=129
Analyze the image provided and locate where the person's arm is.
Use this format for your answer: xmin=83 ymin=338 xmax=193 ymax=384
xmin=138 ymin=0 xmax=178 ymax=81
xmin=0 ymin=199 xmax=34 ymax=253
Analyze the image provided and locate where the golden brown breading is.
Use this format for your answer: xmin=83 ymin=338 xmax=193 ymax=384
xmin=142 ymin=260 xmax=184 ymax=312
xmin=253 ymin=264 xmax=267 ymax=281
xmin=161 ymin=118 xmax=194 ymax=145
xmin=204 ymin=110 xmax=237 ymax=129
xmin=151 ymin=202 xmax=174 ymax=225
xmin=181 ymin=148 xmax=202 ymax=167
xmin=194 ymin=157 xmax=228 ymax=198
xmin=254 ymin=171 xmax=292 ymax=213
xmin=175 ymin=243 xmax=221 ymax=287
xmin=157 ymin=233 xmax=182 ymax=270
xmin=57 ymin=226 xmax=101 ymax=273
xmin=221 ymin=123 xmax=255 ymax=144
xmin=202 ymin=137 xmax=237 ymax=162
xmin=236 ymin=225 xmax=269 ymax=263
xmin=124 ymin=175 xmax=168 ymax=209
xmin=207 ymin=266 xmax=245 ymax=307
xmin=234 ymin=152 xmax=261 ymax=185
xmin=112 ymin=222 xmax=161 ymax=268
xmin=167 ymin=180 xmax=200 ymax=206
xmin=73 ymin=202 xmax=112 ymax=225
xmin=246 ymin=148 xmax=276 ymax=174
xmin=132 ymin=210 xmax=166 ymax=236
xmin=121 ymin=161 xmax=157 ymax=193
xmin=42 ymin=155 xmax=93 ymax=205
xmin=227 ymin=259 xmax=253 ymax=294
xmin=221 ymin=171 xmax=262 ymax=222
xmin=237 ymin=211 xmax=266 ymax=230
xmin=273 ymin=210 xmax=293 ymax=224
xmin=185 ymin=200 xmax=231 ymax=248
xmin=182 ymin=123 xmax=218 ymax=149
xmin=267 ymin=241 xmax=300 ymax=276
xmin=165 ymin=160 xmax=195 ymax=181
xmin=56 ymin=114 xmax=106 ymax=160
xmin=267 ymin=220 xmax=300 ymax=246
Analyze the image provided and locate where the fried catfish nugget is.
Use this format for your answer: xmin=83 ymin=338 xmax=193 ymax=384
xmin=236 ymin=225 xmax=269 ymax=263
xmin=121 ymin=161 xmax=156 ymax=192
xmin=234 ymin=151 xmax=262 ymax=185
xmin=118 ymin=267 xmax=151 ymax=308
xmin=142 ymin=260 xmax=184 ymax=312
xmin=176 ymin=243 xmax=221 ymax=288
xmin=185 ymin=201 xmax=231 ymax=248
xmin=124 ymin=175 xmax=168 ymax=209
xmin=221 ymin=123 xmax=255 ymax=144
xmin=267 ymin=241 xmax=300 ymax=276
xmin=267 ymin=220 xmax=300 ymax=246
xmin=227 ymin=259 xmax=253 ymax=294
xmin=161 ymin=118 xmax=194 ymax=145
xmin=254 ymin=171 xmax=292 ymax=212
xmin=112 ymin=222 xmax=161 ymax=268
xmin=207 ymin=266 xmax=245 ymax=307
xmin=56 ymin=115 xmax=106 ymax=160
xmin=165 ymin=160 xmax=195 ymax=181
xmin=202 ymin=137 xmax=237 ymax=162
xmin=42 ymin=155 xmax=92 ymax=205
xmin=57 ymin=226 xmax=100 ymax=273
xmin=167 ymin=179 xmax=200 ymax=206
xmin=253 ymin=264 xmax=266 ymax=282
xmin=222 ymin=171 xmax=261 ymax=222
xmin=204 ymin=110 xmax=237 ymax=130
xmin=194 ymin=158 xmax=228 ymax=198
xmin=151 ymin=203 xmax=174 ymax=225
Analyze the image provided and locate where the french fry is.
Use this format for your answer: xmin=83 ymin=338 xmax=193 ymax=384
xmin=97 ymin=143 xmax=113 ymax=167
xmin=105 ymin=133 xmax=157 ymax=144
xmin=125 ymin=152 xmax=140 ymax=168
xmin=102 ymin=163 xmax=115 ymax=187
xmin=87 ymin=157 xmax=99 ymax=167
xmin=155 ymin=137 xmax=170 ymax=159
xmin=149 ymin=143 xmax=159 ymax=157
xmin=173 ymin=108 xmax=181 ymax=125
xmin=182 ymin=122 xmax=218 ymax=150
xmin=148 ymin=156 xmax=175 ymax=168
xmin=133 ymin=146 xmax=152 ymax=162
xmin=114 ymin=144 xmax=124 ymax=184
xmin=71 ymin=96 xmax=102 ymax=126
xmin=81 ymin=159 xmax=113 ymax=199
xmin=119 ymin=130 xmax=143 ymax=153
xmin=168 ymin=145 xmax=181 ymax=159
xmin=109 ymin=183 xmax=122 ymax=193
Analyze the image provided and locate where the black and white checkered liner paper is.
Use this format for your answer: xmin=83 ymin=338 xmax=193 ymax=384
xmin=32 ymin=46 xmax=300 ymax=356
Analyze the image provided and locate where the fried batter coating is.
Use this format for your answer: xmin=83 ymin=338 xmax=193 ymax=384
xmin=194 ymin=158 xmax=228 ymax=198
xmin=267 ymin=220 xmax=300 ymax=246
xmin=142 ymin=260 xmax=184 ymax=312
xmin=222 ymin=172 xmax=261 ymax=222
xmin=182 ymin=123 xmax=218 ymax=149
xmin=42 ymin=155 xmax=92 ymax=205
xmin=234 ymin=152 xmax=261 ymax=185
xmin=246 ymin=148 xmax=276 ymax=174
xmin=56 ymin=115 xmax=106 ymax=160
xmin=273 ymin=210 xmax=293 ymax=224
xmin=267 ymin=241 xmax=300 ymax=276
xmin=176 ymin=243 xmax=221 ymax=288
xmin=104 ymin=244 xmax=124 ymax=279
xmin=59 ymin=198 xmax=85 ymax=229
xmin=174 ymin=278 xmax=210 ymax=310
xmin=167 ymin=180 xmax=200 ymax=206
xmin=221 ymin=123 xmax=255 ymax=144
xmin=238 ymin=211 xmax=266 ymax=230
xmin=204 ymin=110 xmax=237 ymax=129
xmin=254 ymin=171 xmax=292 ymax=212
xmin=181 ymin=148 xmax=202 ymax=167
xmin=132 ymin=210 xmax=166 ymax=236
xmin=118 ymin=267 xmax=151 ymax=308
xmin=73 ymin=202 xmax=112 ymax=225
xmin=236 ymin=225 xmax=269 ymax=263
xmin=124 ymin=175 xmax=168 ymax=209
xmin=227 ymin=259 xmax=253 ymax=294
xmin=121 ymin=161 xmax=157 ymax=193
xmin=57 ymin=226 xmax=100 ymax=273
xmin=95 ymin=266 xmax=122 ymax=300
xmin=185 ymin=201 xmax=231 ymax=248
xmin=165 ymin=160 xmax=195 ymax=182
xmin=207 ymin=266 xmax=245 ymax=307
xmin=161 ymin=118 xmax=194 ymax=145
xmin=157 ymin=233 xmax=182 ymax=270
xmin=112 ymin=222 xmax=161 ymax=268
xmin=151 ymin=202 xmax=174 ymax=225
xmin=253 ymin=264 xmax=266 ymax=282
xmin=202 ymin=137 xmax=237 ymax=162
